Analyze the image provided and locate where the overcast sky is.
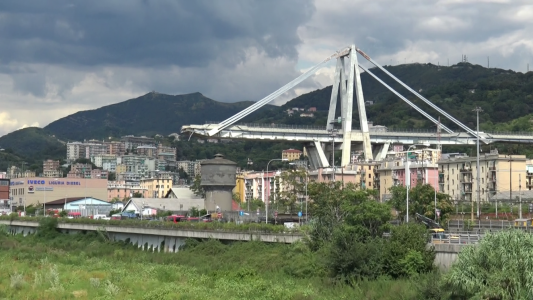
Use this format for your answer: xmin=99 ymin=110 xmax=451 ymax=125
xmin=0 ymin=0 xmax=532 ymax=136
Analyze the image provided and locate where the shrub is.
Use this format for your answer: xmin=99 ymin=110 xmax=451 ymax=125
xmin=10 ymin=272 xmax=25 ymax=290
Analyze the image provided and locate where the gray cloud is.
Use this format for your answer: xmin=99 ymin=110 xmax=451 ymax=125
xmin=0 ymin=0 xmax=314 ymax=67
xmin=0 ymin=0 xmax=532 ymax=137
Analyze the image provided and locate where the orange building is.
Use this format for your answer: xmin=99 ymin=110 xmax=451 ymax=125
xmin=282 ymin=149 xmax=303 ymax=161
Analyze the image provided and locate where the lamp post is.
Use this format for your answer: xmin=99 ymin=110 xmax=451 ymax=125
xmin=86 ymin=173 xmax=101 ymax=216
xmin=266 ymin=158 xmax=288 ymax=224
xmin=405 ymin=145 xmax=417 ymax=223
xmin=473 ymin=107 xmax=483 ymax=220
xmin=290 ymin=161 xmax=309 ymax=223
xmin=403 ymin=144 xmax=429 ymax=222
xmin=43 ymin=178 xmax=58 ymax=216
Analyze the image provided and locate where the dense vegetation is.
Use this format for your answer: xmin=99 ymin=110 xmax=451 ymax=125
xmin=2 ymin=181 xmax=529 ymax=299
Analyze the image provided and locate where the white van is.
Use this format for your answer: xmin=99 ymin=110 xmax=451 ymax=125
xmin=93 ymin=214 xmax=109 ymax=220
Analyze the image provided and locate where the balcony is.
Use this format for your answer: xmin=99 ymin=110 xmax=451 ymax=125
xmin=489 ymin=166 xmax=496 ymax=171
xmin=460 ymin=178 xmax=473 ymax=183
xmin=460 ymin=168 xmax=472 ymax=173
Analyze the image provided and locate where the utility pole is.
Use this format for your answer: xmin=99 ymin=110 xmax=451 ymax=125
xmin=510 ymin=155 xmax=512 ymax=208
xmin=518 ymin=174 xmax=522 ymax=219
xmin=473 ymin=107 xmax=482 ymax=219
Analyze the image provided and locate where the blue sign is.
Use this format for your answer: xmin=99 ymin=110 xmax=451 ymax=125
xmin=298 ymin=211 xmax=302 ymax=218
xmin=239 ymin=211 xmax=244 ymax=216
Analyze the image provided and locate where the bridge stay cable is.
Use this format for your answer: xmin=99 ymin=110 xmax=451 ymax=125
xmin=206 ymin=48 xmax=352 ymax=137
xmin=355 ymin=48 xmax=483 ymax=140
xmin=359 ymin=64 xmax=454 ymax=134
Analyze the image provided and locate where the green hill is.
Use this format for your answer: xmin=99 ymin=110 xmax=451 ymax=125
xmin=0 ymin=127 xmax=65 ymax=172
xmin=44 ymin=92 xmax=275 ymax=140
xmin=255 ymin=62 xmax=533 ymax=131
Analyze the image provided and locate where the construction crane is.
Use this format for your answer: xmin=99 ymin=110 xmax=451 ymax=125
xmin=415 ymin=213 xmax=443 ymax=230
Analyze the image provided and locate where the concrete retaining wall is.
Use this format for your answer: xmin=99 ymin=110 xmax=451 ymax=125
xmin=432 ymin=243 xmax=471 ymax=270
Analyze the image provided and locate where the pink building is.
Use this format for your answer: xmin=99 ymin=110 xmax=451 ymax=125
xmin=107 ymin=181 xmax=149 ymax=201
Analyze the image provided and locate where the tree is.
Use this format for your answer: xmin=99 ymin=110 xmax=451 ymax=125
xmin=178 ymin=167 xmax=189 ymax=181
xmin=246 ymin=198 xmax=264 ymax=212
xmin=132 ymin=191 xmax=143 ymax=198
xmin=443 ymin=230 xmax=533 ymax=299
xmin=107 ymin=172 xmax=116 ymax=181
xmin=389 ymin=184 xmax=454 ymax=224
xmin=306 ymin=181 xmax=434 ymax=281
xmin=273 ymin=168 xmax=307 ymax=214
xmin=308 ymin=182 xmax=392 ymax=247
xmin=189 ymin=174 xmax=205 ymax=198
xmin=232 ymin=192 xmax=241 ymax=203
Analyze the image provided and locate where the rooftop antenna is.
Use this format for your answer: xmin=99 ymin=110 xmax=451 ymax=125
xmin=487 ymin=57 xmax=490 ymax=68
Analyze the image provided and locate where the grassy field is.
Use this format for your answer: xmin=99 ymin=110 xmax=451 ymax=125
xmin=0 ymin=226 xmax=428 ymax=300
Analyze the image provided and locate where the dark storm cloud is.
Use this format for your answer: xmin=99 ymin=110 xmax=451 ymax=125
xmin=304 ymin=0 xmax=526 ymax=60
xmin=0 ymin=0 xmax=315 ymax=68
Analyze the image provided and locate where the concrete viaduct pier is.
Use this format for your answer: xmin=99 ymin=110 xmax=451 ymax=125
xmin=0 ymin=220 xmax=302 ymax=252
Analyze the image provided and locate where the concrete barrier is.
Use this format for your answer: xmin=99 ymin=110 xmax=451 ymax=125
xmin=0 ymin=220 xmax=302 ymax=246
xmin=432 ymin=243 xmax=471 ymax=270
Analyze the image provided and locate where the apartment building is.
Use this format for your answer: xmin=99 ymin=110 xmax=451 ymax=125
xmin=176 ymin=160 xmax=203 ymax=177
xmin=121 ymin=135 xmax=156 ymax=152
xmin=43 ymin=160 xmax=62 ymax=178
xmin=242 ymin=171 xmax=282 ymax=203
xmin=107 ymin=180 xmax=149 ymax=201
xmin=140 ymin=172 xmax=173 ymax=198
xmin=67 ymin=163 xmax=92 ymax=178
xmin=438 ymin=150 xmax=527 ymax=203
xmin=67 ymin=142 xmax=85 ymax=161
xmin=6 ymin=166 xmax=36 ymax=179
xmin=157 ymin=144 xmax=177 ymax=162
xmin=136 ymin=145 xmax=157 ymax=157
xmin=308 ymin=162 xmax=380 ymax=190
xmin=107 ymin=141 xmax=126 ymax=156
xmin=92 ymin=154 xmax=117 ymax=170
xmin=377 ymin=159 xmax=439 ymax=202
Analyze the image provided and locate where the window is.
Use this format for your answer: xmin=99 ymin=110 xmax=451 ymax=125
xmin=368 ymin=174 xmax=371 ymax=178
xmin=368 ymin=182 xmax=372 ymax=187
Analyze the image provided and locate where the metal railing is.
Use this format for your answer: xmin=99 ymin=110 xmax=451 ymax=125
xmin=446 ymin=219 xmax=533 ymax=234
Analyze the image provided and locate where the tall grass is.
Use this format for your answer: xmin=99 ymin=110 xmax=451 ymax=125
xmin=0 ymin=230 xmax=430 ymax=299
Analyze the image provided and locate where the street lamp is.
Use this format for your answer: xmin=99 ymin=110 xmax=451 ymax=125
xmin=86 ymin=174 xmax=101 ymax=217
xmin=265 ymin=158 xmax=288 ymax=224
xmin=43 ymin=178 xmax=58 ymax=216
xmin=404 ymin=144 xmax=429 ymax=223
xmin=405 ymin=146 xmax=416 ymax=223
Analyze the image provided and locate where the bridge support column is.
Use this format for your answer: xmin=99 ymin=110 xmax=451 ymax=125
xmin=326 ymin=45 xmax=373 ymax=167
xmin=373 ymin=143 xmax=390 ymax=161
xmin=305 ymin=141 xmax=330 ymax=169
xmin=349 ymin=45 xmax=373 ymax=161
